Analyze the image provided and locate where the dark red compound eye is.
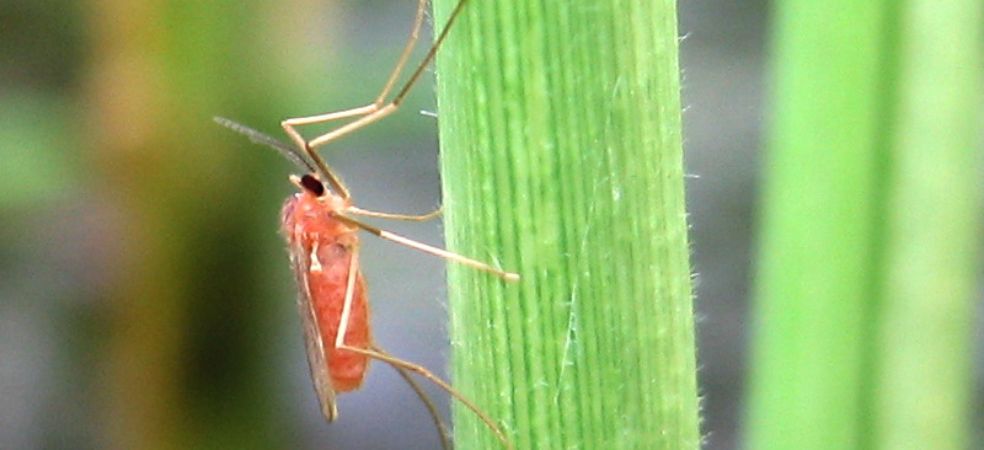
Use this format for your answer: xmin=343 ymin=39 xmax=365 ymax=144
xmin=300 ymin=174 xmax=326 ymax=197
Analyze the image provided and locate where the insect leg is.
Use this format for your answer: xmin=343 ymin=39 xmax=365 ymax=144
xmin=282 ymin=0 xmax=474 ymax=201
xmin=281 ymin=0 xmax=428 ymax=144
xmin=332 ymin=213 xmax=519 ymax=282
xmin=334 ymin=248 xmax=361 ymax=349
xmin=337 ymin=344 xmax=514 ymax=450
xmin=300 ymin=0 xmax=473 ymax=152
xmin=345 ymin=205 xmax=443 ymax=222
xmin=390 ymin=363 xmax=452 ymax=450
xmin=373 ymin=0 xmax=430 ymax=107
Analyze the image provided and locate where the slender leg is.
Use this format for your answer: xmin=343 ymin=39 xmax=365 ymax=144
xmin=334 ymin=248 xmax=361 ymax=349
xmin=304 ymin=103 xmax=398 ymax=150
xmin=390 ymin=363 xmax=452 ymax=450
xmin=280 ymin=0 xmax=429 ymax=143
xmin=330 ymin=248 xmax=451 ymax=450
xmin=280 ymin=0 xmax=474 ymax=180
xmin=281 ymin=104 xmax=378 ymax=154
xmin=280 ymin=0 xmax=427 ymax=162
xmin=373 ymin=0 xmax=430 ymax=107
xmin=332 ymin=213 xmax=520 ymax=282
xmin=338 ymin=344 xmax=514 ymax=450
xmin=281 ymin=0 xmax=431 ymax=149
xmin=346 ymin=205 xmax=443 ymax=222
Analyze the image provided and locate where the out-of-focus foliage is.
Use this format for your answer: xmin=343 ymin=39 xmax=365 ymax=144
xmin=749 ymin=2 xmax=982 ymax=450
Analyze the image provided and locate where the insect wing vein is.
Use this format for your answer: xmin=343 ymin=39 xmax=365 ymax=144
xmin=291 ymin=239 xmax=339 ymax=421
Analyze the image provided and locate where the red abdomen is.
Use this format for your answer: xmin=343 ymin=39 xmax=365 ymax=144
xmin=283 ymin=192 xmax=371 ymax=393
xmin=305 ymin=242 xmax=370 ymax=392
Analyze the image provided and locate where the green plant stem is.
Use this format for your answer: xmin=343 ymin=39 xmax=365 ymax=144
xmin=433 ymin=1 xmax=699 ymax=449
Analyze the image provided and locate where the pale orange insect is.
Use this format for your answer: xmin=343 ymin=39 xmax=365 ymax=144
xmin=216 ymin=0 xmax=517 ymax=448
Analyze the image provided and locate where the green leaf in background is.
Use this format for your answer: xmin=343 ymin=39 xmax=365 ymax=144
xmin=0 ymin=92 xmax=79 ymax=211
xmin=875 ymin=2 xmax=982 ymax=449
xmin=748 ymin=1 xmax=982 ymax=449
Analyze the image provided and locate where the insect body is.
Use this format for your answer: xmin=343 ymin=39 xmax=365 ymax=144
xmin=214 ymin=118 xmax=518 ymax=447
xmin=282 ymin=178 xmax=369 ymax=418
xmin=215 ymin=0 xmax=518 ymax=448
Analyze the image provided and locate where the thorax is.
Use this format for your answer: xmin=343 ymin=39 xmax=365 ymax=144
xmin=281 ymin=191 xmax=357 ymax=245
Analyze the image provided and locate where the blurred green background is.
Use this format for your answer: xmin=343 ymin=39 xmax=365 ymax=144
xmin=0 ymin=1 xmax=979 ymax=449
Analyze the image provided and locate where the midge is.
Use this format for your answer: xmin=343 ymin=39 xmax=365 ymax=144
xmin=216 ymin=0 xmax=517 ymax=449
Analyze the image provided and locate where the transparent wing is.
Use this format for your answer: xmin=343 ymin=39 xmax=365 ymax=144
xmin=290 ymin=239 xmax=338 ymax=421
